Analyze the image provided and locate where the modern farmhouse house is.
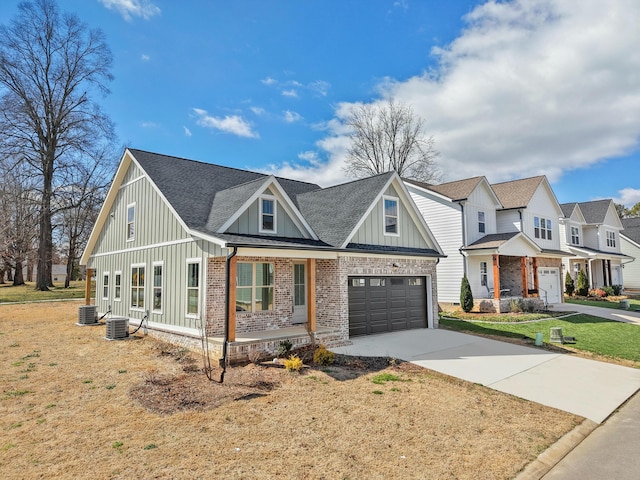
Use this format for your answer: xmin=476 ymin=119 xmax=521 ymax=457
xmin=81 ymin=149 xmax=444 ymax=361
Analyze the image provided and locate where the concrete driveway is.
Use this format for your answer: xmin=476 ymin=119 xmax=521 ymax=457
xmin=332 ymin=329 xmax=640 ymax=423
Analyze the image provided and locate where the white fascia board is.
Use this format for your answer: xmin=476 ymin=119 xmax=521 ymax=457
xmin=404 ymin=180 xmax=454 ymax=204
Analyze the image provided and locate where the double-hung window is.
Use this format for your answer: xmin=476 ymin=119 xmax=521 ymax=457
xmin=236 ymin=262 xmax=274 ymax=312
xmin=153 ymin=262 xmax=163 ymax=313
xmin=260 ymin=196 xmax=276 ymax=233
xmin=571 ymin=227 xmax=580 ymax=245
xmin=102 ymin=272 xmax=109 ymax=300
xmin=606 ymin=231 xmax=616 ymax=248
xmin=130 ymin=265 xmax=145 ymax=309
xmin=186 ymin=260 xmax=200 ymax=317
xmin=126 ymin=203 xmax=135 ymax=241
xmin=383 ymin=196 xmax=399 ymax=235
xmin=114 ymin=272 xmax=122 ymax=301
xmin=534 ymin=216 xmax=552 ymax=240
xmin=478 ymin=211 xmax=486 ymax=234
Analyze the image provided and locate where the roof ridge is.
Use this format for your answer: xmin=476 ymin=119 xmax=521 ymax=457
xmin=490 ymin=175 xmax=545 ymax=187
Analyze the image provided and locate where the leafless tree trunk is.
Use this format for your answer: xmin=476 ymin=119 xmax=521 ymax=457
xmin=0 ymin=0 xmax=115 ymax=291
xmin=343 ymin=98 xmax=442 ymax=183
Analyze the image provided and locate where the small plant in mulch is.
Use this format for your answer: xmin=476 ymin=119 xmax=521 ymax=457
xmin=312 ymin=345 xmax=335 ymax=365
xmin=283 ymin=355 xmax=303 ymax=373
xmin=277 ymin=340 xmax=293 ymax=357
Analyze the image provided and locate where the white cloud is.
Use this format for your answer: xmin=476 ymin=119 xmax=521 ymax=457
xmin=261 ymin=77 xmax=277 ymax=85
xmin=183 ymin=126 xmax=192 ymax=137
xmin=269 ymin=0 xmax=640 ymax=185
xmin=141 ymin=121 xmax=158 ymax=128
xmin=251 ymin=106 xmax=266 ymax=116
xmin=141 ymin=54 xmax=150 ymax=61
xmin=193 ymin=108 xmax=258 ymax=139
xmin=309 ymin=80 xmax=331 ymax=97
xmin=98 ymin=0 xmax=160 ymax=21
xmin=283 ymin=110 xmax=302 ymax=123
xmin=611 ymin=188 xmax=640 ymax=207
xmin=281 ymin=89 xmax=298 ymax=98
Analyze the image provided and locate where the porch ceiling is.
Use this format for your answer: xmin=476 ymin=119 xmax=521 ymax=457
xmin=567 ymin=246 xmax=633 ymax=261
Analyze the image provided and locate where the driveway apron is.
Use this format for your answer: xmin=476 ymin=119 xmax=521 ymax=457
xmin=332 ymin=329 xmax=640 ymax=423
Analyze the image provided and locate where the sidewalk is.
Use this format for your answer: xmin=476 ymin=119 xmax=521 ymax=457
xmin=552 ymin=302 xmax=640 ymax=325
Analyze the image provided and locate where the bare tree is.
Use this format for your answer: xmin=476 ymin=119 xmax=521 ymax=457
xmin=343 ymin=98 xmax=442 ymax=183
xmin=0 ymin=0 xmax=114 ymax=290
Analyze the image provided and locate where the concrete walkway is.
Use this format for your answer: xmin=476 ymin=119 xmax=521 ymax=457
xmin=542 ymin=391 xmax=640 ymax=480
xmin=552 ymin=301 xmax=640 ymax=325
xmin=332 ymin=329 xmax=640 ymax=423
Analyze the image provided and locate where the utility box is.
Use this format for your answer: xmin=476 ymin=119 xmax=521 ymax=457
xmin=550 ymin=327 xmax=563 ymax=343
xmin=78 ymin=305 xmax=98 ymax=325
xmin=106 ymin=317 xmax=129 ymax=340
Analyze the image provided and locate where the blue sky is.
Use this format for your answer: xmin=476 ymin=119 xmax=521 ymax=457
xmin=1 ymin=0 xmax=639 ymax=206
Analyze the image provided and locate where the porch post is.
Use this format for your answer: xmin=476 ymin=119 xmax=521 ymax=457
xmin=521 ymin=257 xmax=528 ymax=297
xmin=492 ymin=254 xmax=500 ymax=299
xmin=607 ymin=260 xmax=612 ymax=286
xmin=307 ymin=258 xmax=316 ymax=333
xmin=85 ymin=268 xmax=93 ymax=305
xmin=532 ymin=257 xmax=539 ymax=293
xmin=228 ymin=255 xmax=237 ymax=342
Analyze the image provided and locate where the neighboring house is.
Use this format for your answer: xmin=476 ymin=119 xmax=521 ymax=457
xmin=23 ymin=264 xmax=67 ymax=284
xmin=559 ymin=200 xmax=630 ymax=289
xmin=81 ymin=149 xmax=444 ymax=361
xmin=407 ymin=175 xmax=567 ymax=311
xmin=620 ymin=217 xmax=640 ymax=292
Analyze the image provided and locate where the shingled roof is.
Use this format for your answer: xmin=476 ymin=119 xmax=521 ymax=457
xmin=405 ymin=176 xmax=485 ymax=202
xmin=491 ymin=176 xmax=545 ymax=209
xmin=560 ymin=202 xmax=578 ymax=218
xmin=577 ymin=199 xmax=613 ymax=224
xmin=621 ymin=217 xmax=640 ymax=244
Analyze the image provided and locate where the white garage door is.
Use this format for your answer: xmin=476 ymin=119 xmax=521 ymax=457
xmin=538 ymin=268 xmax=561 ymax=304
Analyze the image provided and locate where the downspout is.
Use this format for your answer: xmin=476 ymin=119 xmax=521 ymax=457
xmin=219 ymin=245 xmax=238 ymax=384
xmin=460 ymin=202 xmax=467 ymax=276
xmin=588 ymin=258 xmax=594 ymax=289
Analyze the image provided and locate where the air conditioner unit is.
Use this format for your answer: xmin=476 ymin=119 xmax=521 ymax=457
xmin=78 ymin=305 xmax=98 ymax=325
xmin=106 ymin=317 xmax=129 ymax=340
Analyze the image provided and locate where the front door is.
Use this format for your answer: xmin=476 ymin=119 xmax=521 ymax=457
xmin=292 ymin=262 xmax=307 ymax=324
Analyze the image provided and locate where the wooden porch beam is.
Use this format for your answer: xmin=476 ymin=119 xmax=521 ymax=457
xmin=85 ymin=269 xmax=93 ymax=305
xmin=228 ymin=255 xmax=237 ymax=342
xmin=307 ymin=258 xmax=316 ymax=333
xmin=532 ymin=257 xmax=539 ymax=293
xmin=521 ymin=258 xmax=528 ymax=298
xmin=492 ymin=254 xmax=500 ymax=299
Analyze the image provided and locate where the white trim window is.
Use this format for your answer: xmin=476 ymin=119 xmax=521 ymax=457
xmin=606 ymin=230 xmax=616 ymax=248
xmin=383 ymin=196 xmax=399 ymax=236
xmin=186 ymin=260 xmax=201 ymax=317
xmin=152 ymin=262 xmax=163 ymax=313
xmin=571 ymin=226 xmax=580 ymax=245
xmin=534 ymin=216 xmax=552 ymax=240
xmin=259 ymin=195 xmax=276 ymax=233
xmin=102 ymin=272 xmax=110 ymax=300
xmin=114 ymin=271 xmax=122 ymax=301
xmin=478 ymin=211 xmax=486 ymax=234
xmin=130 ymin=264 xmax=145 ymax=310
xmin=126 ymin=203 xmax=136 ymax=241
xmin=236 ymin=262 xmax=274 ymax=312
xmin=480 ymin=262 xmax=488 ymax=286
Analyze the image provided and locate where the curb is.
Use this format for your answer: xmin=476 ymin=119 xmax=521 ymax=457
xmin=514 ymin=419 xmax=599 ymax=480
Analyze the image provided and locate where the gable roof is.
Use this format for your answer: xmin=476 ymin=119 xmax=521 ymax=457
xmin=296 ymin=172 xmax=395 ymax=247
xmin=462 ymin=232 xmax=541 ymax=255
xmin=576 ymin=199 xmax=614 ymax=225
xmin=621 ymin=217 xmax=640 ymax=244
xmin=405 ymin=176 xmax=485 ymax=202
xmin=560 ymin=202 xmax=578 ymax=218
xmin=491 ymin=176 xmax=545 ymax=209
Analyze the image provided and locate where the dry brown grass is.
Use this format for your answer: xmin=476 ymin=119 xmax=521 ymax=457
xmin=0 ymin=301 xmax=581 ymax=479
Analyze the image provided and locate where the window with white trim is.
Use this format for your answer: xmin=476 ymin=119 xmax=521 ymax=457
xmin=114 ymin=272 xmax=122 ymax=301
xmin=478 ymin=211 xmax=486 ymax=234
xmin=126 ymin=203 xmax=135 ymax=241
xmin=383 ymin=196 xmax=399 ymax=235
xmin=259 ymin=196 xmax=276 ymax=233
xmin=186 ymin=260 xmax=200 ymax=317
xmin=606 ymin=230 xmax=616 ymax=248
xmin=534 ymin=216 xmax=552 ymax=240
xmin=102 ymin=272 xmax=109 ymax=300
xmin=152 ymin=262 xmax=163 ymax=313
xmin=571 ymin=226 xmax=580 ymax=245
xmin=236 ymin=262 xmax=274 ymax=312
xmin=130 ymin=265 xmax=145 ymax=310
xmin=480 ymin=262 xmax=488 ymax=286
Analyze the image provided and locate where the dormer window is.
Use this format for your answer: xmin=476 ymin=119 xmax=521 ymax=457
xmin=571 ymin=226 xmax=580 ymax=245
xmin=606 ymin=230 xmax=616 ymax=248
xmin=126 ymin=203 xmax=135 ymax=241
xmin=260 ymin=196 xmax=276 ymax=233
xmin=478 ymin=211 xmax=486 ymax=234
xmin=384 ymin=196 xmax=399 ymax=236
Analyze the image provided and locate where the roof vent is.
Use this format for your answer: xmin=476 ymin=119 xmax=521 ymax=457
xmin=77 ymin=305 xmax=98 ymax=325
xmin=106 ymin=317 xmax=129 ymax=340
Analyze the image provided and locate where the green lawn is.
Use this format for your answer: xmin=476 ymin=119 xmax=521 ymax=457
xmin=565 ymin=297 xmax=640 ymax=310
xmin=440 ymin=314 xmax=640 ymax=364
xmin=0 ymin=281 xmax=90 ymax=303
